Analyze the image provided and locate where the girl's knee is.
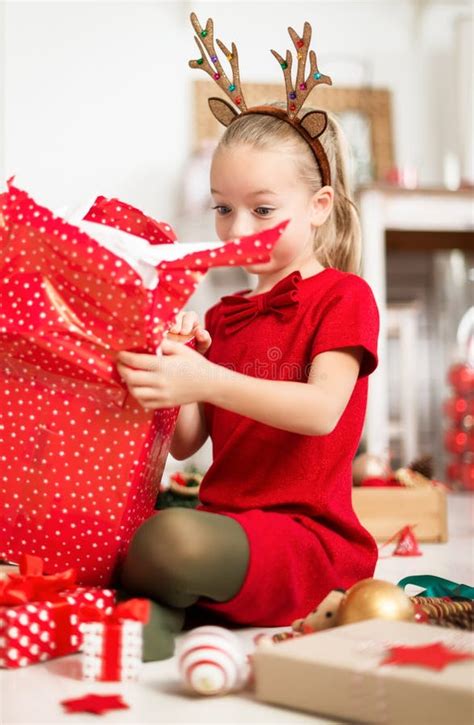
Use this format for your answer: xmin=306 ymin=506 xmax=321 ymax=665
xmin=128 ymin=508 xmax=202 ymax=577
xmin=130 ymin=509 xmax=183 ymax=548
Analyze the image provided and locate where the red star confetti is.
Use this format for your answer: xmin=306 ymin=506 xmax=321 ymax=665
xmin=381 ymin=642 xmax=474 ymax=671
xmin=60 ymin=694 xmax=130 ymax=715
xmin=393 ymin=525 xmax=422 ymax=556
xmin=378 ymin=525 xmax=422 ymax=558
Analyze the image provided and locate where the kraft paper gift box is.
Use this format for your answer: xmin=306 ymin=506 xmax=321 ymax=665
xmin=253 ymin=619 xmax=474 ymax=724
xmin=0 ymin=181 xmax=287 ymax=586
xmin=352 ymin=483 xmax=448 ymax=542
xmin=0 ymin=554 xmax=115 ymax=669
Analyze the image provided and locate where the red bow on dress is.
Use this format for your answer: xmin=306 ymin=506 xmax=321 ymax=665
xmin=221 ymin=271 xmax=302 ymax=333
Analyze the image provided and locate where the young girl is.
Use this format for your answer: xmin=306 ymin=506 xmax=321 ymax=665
xmin=116 ymin=104 xmax=379 ymax=659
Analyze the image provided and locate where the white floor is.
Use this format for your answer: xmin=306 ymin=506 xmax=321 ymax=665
xmin=1 ymin=493 xmax=473 ymax=725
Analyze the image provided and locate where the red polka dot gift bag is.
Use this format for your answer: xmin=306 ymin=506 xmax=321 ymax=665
xmin=0 ymin=180 xmax=287 ymax=586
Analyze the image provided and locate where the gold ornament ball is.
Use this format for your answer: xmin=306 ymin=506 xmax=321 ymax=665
xmin=337 ymin=579 xmax=415 ymax=625
xmin=352 ymin=453 xmax=391 ymax=486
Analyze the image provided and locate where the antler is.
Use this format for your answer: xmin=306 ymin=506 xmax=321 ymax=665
xmin=271 ymin=21 xmax=332 ymax=119
xmin=188 ymin=12 xmax=247 ymax=112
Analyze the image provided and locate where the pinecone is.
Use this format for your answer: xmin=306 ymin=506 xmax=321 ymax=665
xmin=408 ymin=455 xmax=433 ymax=480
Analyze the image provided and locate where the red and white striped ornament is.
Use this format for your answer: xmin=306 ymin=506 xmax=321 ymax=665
xmin=177 ymin=626 xmax=248 ymax=696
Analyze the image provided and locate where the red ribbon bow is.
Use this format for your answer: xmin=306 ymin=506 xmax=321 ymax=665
xmin=221 ymin=271 xmax=301 ymax=333
xmin=80 ymin=598 xmax=150 ymax=625
xmin=0 ymin=555 xmax=80 ymax=657
xmin=0 ymin=554 xmax=77 ymax=605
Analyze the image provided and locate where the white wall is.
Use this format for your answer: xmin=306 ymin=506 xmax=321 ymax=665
xmin=3 ymin=1 xmax=190 ymax=220
xmin=455 ymin=14 xmax=474 ymax=183
xmin=2 ymin=0 xmax=472 ymax=234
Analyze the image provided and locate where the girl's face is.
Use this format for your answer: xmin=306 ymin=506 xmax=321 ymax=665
xmin=210 ymin=143 xmax=333 ymax=275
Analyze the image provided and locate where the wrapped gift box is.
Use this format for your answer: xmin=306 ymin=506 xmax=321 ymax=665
xmin=81 ymin=620 xmax=142 ymax=682
xmin=0 ymin=557 xmax=115 ymax=669
xmin=0 ymin=564 xmax=18 ymax=579
xmin=253 ymin=619 xmax=474 ymax=724
xmin=0 ymin=181 xmax=287 ymax=585
xmin=80 ymin=599 xmax=149 ymax=682
xmin=352 ymin=483 xmax=448 ymax=542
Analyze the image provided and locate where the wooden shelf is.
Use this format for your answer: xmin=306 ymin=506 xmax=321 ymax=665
xmin=357 ymin=183 xmax=474 ymax=197
xmin=385 ymin=228 xmax=474 ymax=251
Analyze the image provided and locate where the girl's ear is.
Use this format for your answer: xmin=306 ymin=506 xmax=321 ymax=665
xmin=300 ymin=110 xmax=328 ymax=139
xmin=208 ymin=97 xmax=239 ymax=127
xmin=310 ymin=185 xmax=334 ymax=227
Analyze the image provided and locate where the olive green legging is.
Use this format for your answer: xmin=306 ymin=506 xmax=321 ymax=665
xmin=118 ymin=507 xmax=250 ymax=661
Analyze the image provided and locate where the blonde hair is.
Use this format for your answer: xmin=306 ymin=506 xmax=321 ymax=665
xmin=215 ymin=103 xmax=361 ymax=274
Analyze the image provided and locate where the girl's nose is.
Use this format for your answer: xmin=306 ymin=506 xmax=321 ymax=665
xmin=227 ymin=216 xmax=255 ymax=241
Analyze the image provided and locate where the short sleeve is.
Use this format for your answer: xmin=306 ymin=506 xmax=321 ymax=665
xmin=308 ymin=275 xmax=379 ymax=378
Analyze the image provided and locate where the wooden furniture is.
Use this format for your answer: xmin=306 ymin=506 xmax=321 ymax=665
xmin=352 ymin=484 xmax=448 ymax=543
xmin=192 ymin=80 xmax=394 ymax=181
xmin=357 ymin=184 xmax=474 ymax=461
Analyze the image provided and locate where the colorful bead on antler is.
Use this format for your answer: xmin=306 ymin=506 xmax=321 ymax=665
xmin=188 ymin=13 xmax=334 ymax=186
xmin=188 ymin=12 xmax=248 ymax=115
xmin=270 ymin=21 xmax=332 ymax=120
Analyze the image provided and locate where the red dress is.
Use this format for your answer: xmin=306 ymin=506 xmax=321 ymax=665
xmin=195 ymin=267 xmax=380 ymax=626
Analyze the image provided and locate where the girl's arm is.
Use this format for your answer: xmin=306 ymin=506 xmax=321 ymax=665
xmin=167 ymin=312 xmax=212 ymax=460
xmin=206 ymin=346 xmax=364 ymax=436
xmin=169 ymin=401 xmax=208 ymax=461
xmin=118 ymin=337 xmax=364 ymax=437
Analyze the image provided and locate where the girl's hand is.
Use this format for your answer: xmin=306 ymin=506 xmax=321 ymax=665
xmin=116 ymin=339 xmax=214 ymax=410
xmin=169 ymin=310 xmax=212 ymax=355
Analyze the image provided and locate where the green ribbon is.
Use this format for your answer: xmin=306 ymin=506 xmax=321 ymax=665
xmin=397 ymin=574 xmax=474 ymax=600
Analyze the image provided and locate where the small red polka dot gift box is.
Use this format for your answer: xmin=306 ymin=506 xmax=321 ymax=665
xmin=80 ymin=598 xmax=150 ymax=681
xmin=0 ymin=554 xmax=115 ymax=669
xmin=0 ymin=180 xmax=288 ymax=586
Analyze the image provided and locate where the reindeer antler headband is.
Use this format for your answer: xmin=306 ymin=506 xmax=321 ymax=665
xmin=188 ymin=12 xmax=333 ymax=186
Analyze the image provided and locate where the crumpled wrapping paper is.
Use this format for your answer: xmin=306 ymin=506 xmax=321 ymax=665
xmin=0 ymin=180 xmax=288 ymax=584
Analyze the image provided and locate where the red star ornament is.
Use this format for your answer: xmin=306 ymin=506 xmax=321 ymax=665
xmin=60 ymin=694 xmax=130 ymax=715
xmin=381 ymin=642 xmax=474 ymax=671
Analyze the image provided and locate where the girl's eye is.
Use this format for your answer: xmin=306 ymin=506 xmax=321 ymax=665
xmin=211 ymin=205 xmax=230 ymax=215
xmin=211 ymin=206 xmax=275 ymax=216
